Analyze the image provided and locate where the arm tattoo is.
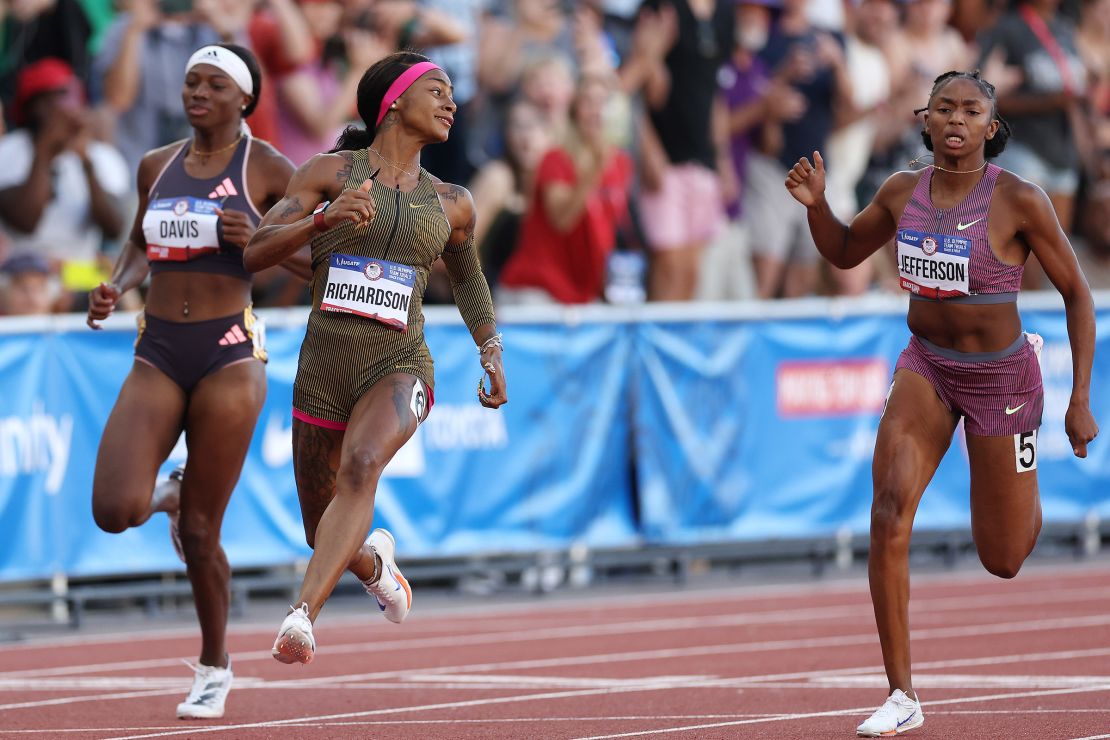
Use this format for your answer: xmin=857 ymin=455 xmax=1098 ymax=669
xmin=437 ymin=183 xmax=465 ymax=202
xmin=336 ymin=151 xmax=353 ymax=183
xmin=278 ymin=196 xmax=305 ymax=220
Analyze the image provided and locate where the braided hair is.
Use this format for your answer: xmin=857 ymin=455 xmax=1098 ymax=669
xmin=916 ymin=70 xmax=1013 ymax=159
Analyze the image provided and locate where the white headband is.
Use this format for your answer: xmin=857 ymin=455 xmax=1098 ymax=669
xmin=186 ymin=45 xmax=254 ymax=97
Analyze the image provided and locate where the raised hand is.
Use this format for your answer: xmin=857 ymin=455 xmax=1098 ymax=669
xmin=87 ymin=281 xmax=122 ymax=329
xmin=325 ymin=178 xmax=377 ymax=228
xmin=784 ymin=151 xmax=827 ymax=208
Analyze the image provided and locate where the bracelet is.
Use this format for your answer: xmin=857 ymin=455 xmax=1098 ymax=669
xmin=478 ymin=332 xmax=503 ymax=354
xmin=312 ymin=201 xmax=331 ymax=231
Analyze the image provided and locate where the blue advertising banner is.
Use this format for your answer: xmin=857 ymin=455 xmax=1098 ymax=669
xmin=633 ymin=299 xmax=1110 ymax=544
xmin=0 ymin=310 xmax=638 ymax=580
xmin=0 ymin=295 xmax=1106 ymax=581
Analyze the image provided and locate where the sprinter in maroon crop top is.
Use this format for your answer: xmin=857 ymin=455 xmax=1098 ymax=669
xmin=84 ymin=44 xmax=302 ymax=722
xmin=785 ymin=71 xmax=1098 ymax=737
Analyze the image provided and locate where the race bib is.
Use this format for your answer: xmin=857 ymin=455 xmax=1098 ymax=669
xmin=143 ymin=197 xmax=221 ymax=261
xmin=896 ymin=229 xmax=970 ymax=299
xmin=320 ymin=253 xmax=416 ymax=331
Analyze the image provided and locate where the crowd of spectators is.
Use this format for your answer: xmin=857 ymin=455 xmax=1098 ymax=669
xmin=0 ymin=0 xmax=1108 ymax=316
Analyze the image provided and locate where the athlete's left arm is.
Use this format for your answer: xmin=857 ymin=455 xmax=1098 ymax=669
xmin=435 ymin=180 xmax=507 ymax=409
xmin=246 ymin=142 xmax=313 ymax=281
xmin=1013 ymin=179 xmax=1099 ymax=457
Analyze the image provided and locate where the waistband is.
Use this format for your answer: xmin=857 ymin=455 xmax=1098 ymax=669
xmin=142 ymin=307 xmax=252 ymax=329
xmin=910 ymin=291 xmax=1018 ymax=304
xmin=915 ymin=332 xmax=1028 ymax=362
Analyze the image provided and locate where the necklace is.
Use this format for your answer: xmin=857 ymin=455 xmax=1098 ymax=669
xmin=190 ymin=134 xmax=243 ymax=158
xmin=909 ymin=154 xmax=988 ymax=175
xmin=369 ymin=147 xmax=418 ymax=178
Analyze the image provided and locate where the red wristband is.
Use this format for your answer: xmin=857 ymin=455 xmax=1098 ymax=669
xmin=313 ymin=201 xmax=331 ymax=231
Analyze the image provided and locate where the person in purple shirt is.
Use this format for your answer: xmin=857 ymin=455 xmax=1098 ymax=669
xmin=785 ymin=70 xmax=1098 ymax=737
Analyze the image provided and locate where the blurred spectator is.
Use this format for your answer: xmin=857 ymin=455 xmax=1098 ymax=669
xmin=479 ymin=0 xmax=577 ymax=96
xmin=744 ymin=0 xmax=850 ymax=298
xmin=91 ymin=0 xmax=238 ymax=171
xmin=0 ymin=58 xmax=128 ymax=310
xmin=0 ymin=0 xmax=92 ymax=119
xmin=517 ymin=52 xmax=577 ymax=143
xmin=242 ymin=0 xmax=315 ymax=146
xmin=269 ymin=0 xmax=388 ymax=165
xmin=636 ymin=0 xmax=734 ymax=302
xmin=1078 ymin=0 xmax=1110 ymax=171
xmin=470 ymin=98 xmax=552 ymax=286
xmin=0 ymin=253 xmax=56 ymax=315
xmin=1076 ymin=0 xmax=1110 ymax=282
xmin=860 ymin=0 xmax=971 ymax=205
xmin=823 ymin=0 xmax=898 ymax=296
xmin=978 ymin=0 xmax=1089 ymax=287
xmin=418 ymin=0 xmax=487 ymax=185
xmin=698 ymin=0 xmax=785 ymax=301
xmin=498 ymin=74 xmax=634 ymax=304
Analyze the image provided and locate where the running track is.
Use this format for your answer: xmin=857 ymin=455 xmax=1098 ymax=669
xmin=1 ymin=562 xmax=1109 ymax=739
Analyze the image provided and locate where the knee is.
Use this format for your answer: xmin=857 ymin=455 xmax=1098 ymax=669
xmin=869 ymin=484 xmax=915 ymax=547
xmin=979 ymin=549 xmax=1028 ymax=580
xmin=92 ymin=497 xmax=138 ymax=534
xmin=336 ymin=449 xmax=386 ymax=494
xmin=178 ymin=517 xmax=222 ymax=563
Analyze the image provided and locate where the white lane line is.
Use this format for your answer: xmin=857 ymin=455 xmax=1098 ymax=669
xmin=568 ymin=684 xmax=1110 ymax=740
xmin=5 ymin=582 xmax=1108 ymax=680
xmin=0 ymin=689 xmax=183 ymax=712
xmin=262 ymin=612 xmax=1110 ymax=688
xmin=3 ymin=616 xmax=1108 ymax=714
xmin=99 ymin=681 xmax=763 ymax=740
xmin=1070 ymin=734 xmax=1110 ymax=739
xmin=97 ymin=680 xmax=1110 ymax=740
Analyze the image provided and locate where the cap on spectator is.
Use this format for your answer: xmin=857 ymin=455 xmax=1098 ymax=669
xmin=0 ymin=254 xmax=52 ymax=276
xmin=13 ymin=58 xmax=77 ymax=125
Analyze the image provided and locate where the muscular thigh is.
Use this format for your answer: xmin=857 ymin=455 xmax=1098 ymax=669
xmin=181 ymin=360 xmax=267 ymax=524
xmin=340 ymin=373 xmax=424 ymax=475
xmin=94 ymin=362 xmax=186 ymax=511
xmin=872 ymin=369 xmax=959 ymax=504
xmin=967 ymin=430 xmax=1041 ymax=552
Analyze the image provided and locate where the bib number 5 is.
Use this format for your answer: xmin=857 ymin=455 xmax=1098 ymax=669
xmin=1014 ymin=430 xmax=1037 ymax=473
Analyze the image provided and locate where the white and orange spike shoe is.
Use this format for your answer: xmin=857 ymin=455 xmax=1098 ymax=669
xmin=363 ymin=529 xmax=412 ymax=624
xmin=272 ymin=603 xmax=315 ymax=664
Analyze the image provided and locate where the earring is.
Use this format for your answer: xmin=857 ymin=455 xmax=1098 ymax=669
xmin=241 ymin=105 xmax=247 ymax=111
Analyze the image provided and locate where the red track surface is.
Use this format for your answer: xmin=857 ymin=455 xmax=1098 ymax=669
xmin=1 ymin=562 xmax=1109 ymax=739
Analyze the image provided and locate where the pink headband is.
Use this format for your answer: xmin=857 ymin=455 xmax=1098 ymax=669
xmin=376 ymin=62 xmax=442 ymax=125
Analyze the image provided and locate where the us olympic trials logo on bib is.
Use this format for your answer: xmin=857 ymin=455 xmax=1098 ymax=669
xmin=921 ymin=237 xmax=938 ymax=256
xmin=173 ymin=199 xmax=190 ymax=217
xmin=363 ymin=262 xmax=383 ymax=281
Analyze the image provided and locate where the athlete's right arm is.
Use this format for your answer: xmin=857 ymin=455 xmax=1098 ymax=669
xmin=87 ymin=148 xmax=167 ymax=329
xmin=243 ymin=152 xmax=375 ymax=273
xmin=785 ymin=151 xmax=908 ymax=269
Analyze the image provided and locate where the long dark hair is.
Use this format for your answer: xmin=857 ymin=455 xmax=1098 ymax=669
xmin=218 ymin=43 xmax=263 ymax=118
xmin=331 ymin=51 xmax=432 ymax=152
xmin=918 ymin=70 xmax=1012 ymax=159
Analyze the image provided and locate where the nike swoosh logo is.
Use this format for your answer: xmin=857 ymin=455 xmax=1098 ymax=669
xmin=956 ymin=218 xmax=983 ymax=230
xmin=408 ymin=202 xmax=430 ymax=209
xmin=897 ymin=710 xmax=917 ymax=727
xmin=1005 ymin=403 xmax=1027 ymax=415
